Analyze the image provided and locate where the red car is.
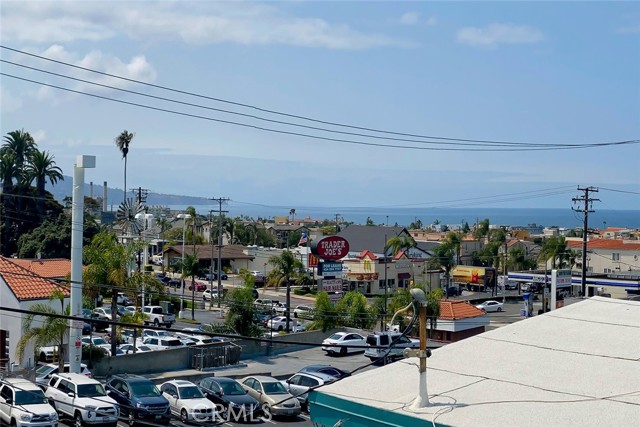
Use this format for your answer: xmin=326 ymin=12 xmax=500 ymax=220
xmin=188 ymin=281 xmax=207 ymax=292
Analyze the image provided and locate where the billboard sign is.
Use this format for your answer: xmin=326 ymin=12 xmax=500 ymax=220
xmin=321 ymin=278 xmax=343 ymax=293
xmin=318 ymin=262 xmax=343 ymax=276
xmin=312 ymin=236 xmax=349 ymax=261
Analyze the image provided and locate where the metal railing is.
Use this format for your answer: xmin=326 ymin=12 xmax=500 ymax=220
xmin=189 ymin=342 xmax=242 ymax=371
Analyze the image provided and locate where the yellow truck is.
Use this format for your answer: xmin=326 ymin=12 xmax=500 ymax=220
xmin=452 ymin=266 xmax=497 ymax=292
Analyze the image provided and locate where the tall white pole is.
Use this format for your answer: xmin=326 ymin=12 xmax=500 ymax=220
xmin=69 ymin=155 xmax=95 ymax=373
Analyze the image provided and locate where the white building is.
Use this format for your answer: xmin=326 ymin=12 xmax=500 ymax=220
xmin=0 ymin=256 xmax=70 ymax=369
xmin=310 ymin=297 xmax=640 ymax=427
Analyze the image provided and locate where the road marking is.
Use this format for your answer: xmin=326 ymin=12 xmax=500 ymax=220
xmin=300 ymin=413 xmax=310 ymax=419
xmin=261 ymin=417 xmax=277 ymax=424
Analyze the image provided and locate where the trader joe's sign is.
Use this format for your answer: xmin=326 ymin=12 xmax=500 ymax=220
xmin=312 ymin=236 xmax=350 ymax=261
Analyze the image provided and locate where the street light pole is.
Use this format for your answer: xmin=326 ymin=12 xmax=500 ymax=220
xmin=177 ymin=213 xmax=191 ymax=315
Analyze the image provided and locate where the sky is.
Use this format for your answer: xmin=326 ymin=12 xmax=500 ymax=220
xmin=1 ymin=0 xmax=639 ymax=215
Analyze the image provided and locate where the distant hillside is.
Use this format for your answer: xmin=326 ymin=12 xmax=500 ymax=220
xmin=50 ymin=176 xmax=210 ymax=207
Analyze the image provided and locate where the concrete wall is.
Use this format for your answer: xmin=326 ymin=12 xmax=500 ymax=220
xmin=90 ymin=329 xmax=345 ymax=378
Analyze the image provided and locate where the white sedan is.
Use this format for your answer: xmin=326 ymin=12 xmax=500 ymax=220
xmin=160 ymin=380 xmax=216 ymax=423
xmin=475 ymin=300 xmax=504 ymax=312
xmin=321 ymin=332 xmax=366 ymax=355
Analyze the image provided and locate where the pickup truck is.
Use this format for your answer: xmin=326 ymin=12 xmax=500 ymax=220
xmin=364 ymin=332 xmax=420 ymax=362
xmin=0 ymin=378 xmax=58 ymax=427
xmin=142 ymin=305 xmax=175 ymax=328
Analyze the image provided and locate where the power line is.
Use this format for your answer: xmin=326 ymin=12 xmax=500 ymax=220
xmin=572 ymin=187 xmax=600 ymax=298
xmin=4 ymin=44 xmax=638 ymax=147
xmin=6 ymin=71 xmax=638 ymax=153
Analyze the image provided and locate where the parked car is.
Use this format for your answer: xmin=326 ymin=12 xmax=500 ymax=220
xmin=363 ymin=332 xmax=420 ymax=363
xmin=202 ymin=289 xmax=220 ymax=301
xmin=239 ymin=376 xmax=301 ymax=418
xmin=475 ymin=300 xmax=504 ymax=312
xmin=81 ymin=336 xmax=111 ymax=353
xmin=204 ymin=272 xmax=228 ymax=281
xmin=142 ymin=305 xmax=175 ymax=328
xmin=266 ymin=316 xmax=297 ymax=332
xmin=119 ymin=344 xmax=153 ymax=354
xmin=299 ymin=364 xmax=351 ymax=380
xmin=143 ymin=329 xmax=174 ymax=339
xmin=174 ymin=332 xmax=219 ymax=345
xmin=123 ymin=306 xmax=138 ymax=315
xmin=116 ymin=292 xmax=131 ymax=305
xmin=281 ymin=372 xmax=337 ymax=409
xmin=35 ymin=362 xmax=91 ymax=388
xmin=0 ymin=378 xmax=58 ymax=427
xmin=160 ymin=380 xmax=216 ymax=424
xmin=93 ymin=307 xmax=114 ymax=320
xmin=505 ymin=281 xmax=519 ymax=290
xmin=188 ymin=281 xmax=207 ymax=292
xmin=106 ymin=374 xmax=170 ymax=425
xmin=142 ymin=337 xmax=184 ymax=351
xmin=168 ymin=278 xmax=182 ymax=288
xmin=45 ymin=373 xmax=119 ymax=426
xmin=321 ymin=332 xmax=366 ymax=356
xmin=446 ymin=286 xmax=463 ymax=297
xmin=293 ymin=305 xmax=315 ymax=319
xmin=198 ymin=377 xmax=261 ymax=422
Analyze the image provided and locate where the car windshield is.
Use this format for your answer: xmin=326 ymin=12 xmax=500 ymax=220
xmin=328 ymin=334 xmax=344 ymax=340
xmin=15 ymin=389 xmax=47 ymax=405
xmin=35 ymin=365 xmax=55 ymax=376
xmin=77 ymin=384 xmax=106 ymax=398
xmin=178 ymin=386 xmax=203 ymax=399
xmin=220 ymin=381 xmax=245 ymax=396
xmin=102 ymin=308 xmax=112 ymax=315
xmin=93 ymin=338 xmax=107 ymax=345
xmin=157 ymin=331 xmax=171 ymax=337
xmin=262 ymin=382 xmax=288 ymax=395
xmin=130 ymin=382 xmax=161 ymax=397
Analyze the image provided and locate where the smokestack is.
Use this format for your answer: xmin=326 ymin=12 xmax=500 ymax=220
xmin=103 ymin=181 xmax=108 ymax=212
xmin=89 ymin=182 xmax=93 ymax=198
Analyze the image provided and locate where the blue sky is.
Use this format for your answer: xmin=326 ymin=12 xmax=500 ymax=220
xmin=1 ymin=0 xmax=639 ymax=213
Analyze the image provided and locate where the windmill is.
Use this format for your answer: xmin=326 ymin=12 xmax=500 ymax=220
xmin=116 ymin=198 xmax=145 ymax=236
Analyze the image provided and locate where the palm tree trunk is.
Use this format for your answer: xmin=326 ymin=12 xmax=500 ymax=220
xmin=123 ymin=156 xmax=127 ymax=203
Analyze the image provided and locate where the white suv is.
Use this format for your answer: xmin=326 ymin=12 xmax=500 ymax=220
xmin=0 ymin=378 xmax=58 ymax=427
xmin=45 ymin=373 xmax=119 ymax=426
xmin=364 ymin=332 xmax=420 ymax=362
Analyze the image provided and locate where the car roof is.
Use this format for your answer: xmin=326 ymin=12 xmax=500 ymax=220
xmin=294 ymin=371 xmax=337 ymax=381
xmin=54 ymin=373 xmax=99 ymax=384
xmin=209 ymin=377 xmax=237 ymax=384
xmin=245 ymin=375 xmax=277 ymax=383
xmin=164 ymin=379 xmax=195 ymax=386
xmin=2 ymin=378 xmax=40 ymax=389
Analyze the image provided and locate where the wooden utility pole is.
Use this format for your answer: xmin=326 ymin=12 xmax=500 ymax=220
xmin=573 ymin=187 xmax=599 ymax=298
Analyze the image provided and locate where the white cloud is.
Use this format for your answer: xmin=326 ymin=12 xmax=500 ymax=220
xmin=457 ymin=23 xmax=544 ymax=47
xmin=1 ymin=1 xmax=409 ymax=50
xmin=0 ymin=87 xmax=24 ymax=113
xmin=400 ymin=12 xmax=420 ymax=26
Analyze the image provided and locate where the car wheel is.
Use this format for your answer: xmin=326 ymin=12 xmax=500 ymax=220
xmin=154 ymin=319 xmax=159 ymax=327
xmin=74 ymin=411 xmax=83 ymax=427
xmin=181 ymin=408 xmax=189 ymax=424
xmin=277 ymin=326 xmax=283 ymax=331
xmin=340 ymin=346 xmax=347 ymax=356
xmin=293 ymin=312 xmax=298 ymax=318
xmin=497 ymin=307 xmax=503 ymax=312
xmin=128 ymin=410 xmax=137 ymax=426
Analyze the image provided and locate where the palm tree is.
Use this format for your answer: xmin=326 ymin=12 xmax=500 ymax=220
xmin=444 ymin=231 xmax=463 ymax=265
xmin=224 ymin=217 xmax=240 ymax=244
xmin=114 ymin=130 xmax=134 ymax=203
xmin=24 ymin=149 xmax=64 ymax=218
xmin=16 ymin=289 xmax=69 ymax=373
xmin=267 ymin=251 xmax=305 ymax=331
xmin=0 ymin=151 xmax=17 ymax=256
xmin=2 ymin=129 xmax=36 ymax=181
xmin=429 ymin=242 xmax=456 ymax=289
xmin=181 ymin=252 xmax=200 ymax=320
xmin=385 ymin=233 xmax=416 ymax=257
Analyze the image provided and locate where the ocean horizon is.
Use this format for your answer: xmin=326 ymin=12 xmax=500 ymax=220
xmin=163 ymin=205 xmax=640 ymax=230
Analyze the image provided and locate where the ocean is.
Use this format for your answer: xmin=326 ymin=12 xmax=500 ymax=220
xmin=165 ymin=205 xmax=640 ymax=229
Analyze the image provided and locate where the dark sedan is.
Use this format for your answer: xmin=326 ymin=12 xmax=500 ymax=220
xmin=199 ymin=377 xmax=261 ymax=422
xmin=299 ymin=364 xmax=351 ymax=380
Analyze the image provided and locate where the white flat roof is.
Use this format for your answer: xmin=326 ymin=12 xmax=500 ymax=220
xmin=316 ymin=297 xmax=640 ymax=427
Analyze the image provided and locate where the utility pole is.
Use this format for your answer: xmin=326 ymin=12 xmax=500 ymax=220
xmin=211 ymin=197 xmax=229 ymax=309
xmin=335 ymin=213 xmax=340 ymax=234
xmin=572 ymin=187 xmax=599 ymax=298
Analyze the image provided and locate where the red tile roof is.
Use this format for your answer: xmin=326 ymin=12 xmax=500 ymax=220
xmin=439 ymin=299 xmax=486 ymax=320
xmin=356 ymin=250 xmax=377 ymax=260
xmin=10 ymin=258 xmax=71 ymax=279
xmin=567 ymin=240 xmax=640 ymax=251
xmin=0 ymin=256 xmax=70 ymax=301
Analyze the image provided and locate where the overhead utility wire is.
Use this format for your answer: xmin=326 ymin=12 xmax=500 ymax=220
xmin=3 ymin=44 xmax=631 ymax=147
xmin=0 ymin=59 xmax=579 ymax=149
xmin=2 ymin=45 xmax=639 ymax=149
xmin=9 ymin=73 xmax=636 ymax=153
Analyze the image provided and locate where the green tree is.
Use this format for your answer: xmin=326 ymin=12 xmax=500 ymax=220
xmin=336 ymin=291 xmax=376 ymax=329
xmin=539 ymin=236 xmax=568 ymax=269
xmin=267 ymin=251 xmax=305 ymax=331
xmin=182 ymin=252 xmax=200 ymax=320
xmin=114 ymin=130 xmax=134 ymax=203
xmin=24 ymin=149 xmax=63 ymax=218
xmin=311 ymin=292 xmax=338 ymax=332
xmin=385 ymin=233 xmax=416 ymax=257
xmin=225 ymin=280 xmax=261 ymax=337
xmin=366 ymin=217 xmax=375 ymax=226
xmin=16 ymin=289 xmax=69 ymax=372
xmin=473 ymin=218 xmax=490 ymax=239
xmin=83 ymin=232 xmax=164 ymax=356
xmin=429 ymin=241 xmax=455 ymax=288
